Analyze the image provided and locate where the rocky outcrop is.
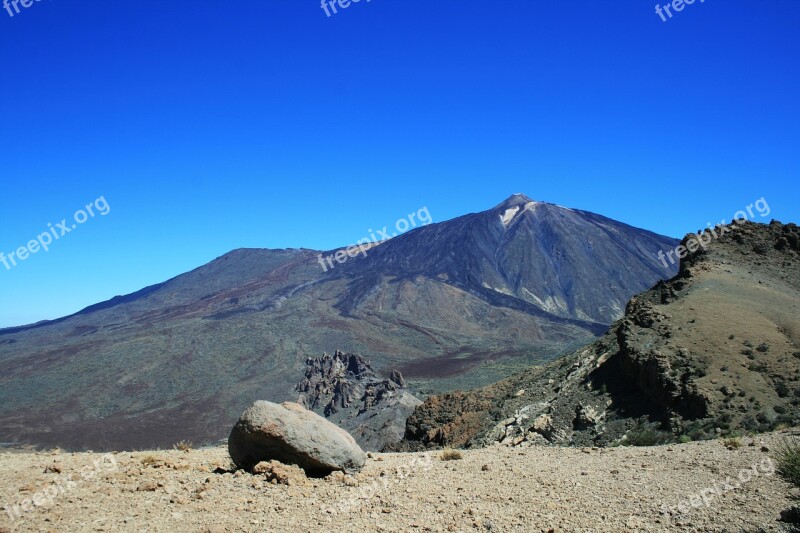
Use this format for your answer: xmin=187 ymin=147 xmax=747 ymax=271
xmin=613 ymin=296 xmax=709 ymax=419
xmin=228 ymin=400 xmax=366 ymax=475
xmin=296 ymin=350 xmax=421 ymax=452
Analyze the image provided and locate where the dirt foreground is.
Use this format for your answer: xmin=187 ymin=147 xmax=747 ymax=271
xmin=0 ymin=432 xmax=795 ymax=532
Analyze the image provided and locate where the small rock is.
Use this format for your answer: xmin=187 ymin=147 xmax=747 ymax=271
xmin=44 ymin=463 xmax=63 ymax=474
xmin=137 ymin=481 xmax=158 ymax=492
xmin=532 ymin=414 xmax=555 ymax=439
xmin=253 ymin=460 xmax=308 ymax=486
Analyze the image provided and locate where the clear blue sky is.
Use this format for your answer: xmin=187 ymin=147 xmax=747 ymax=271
xmin=1 ymin=1 xmax=798 ymax=327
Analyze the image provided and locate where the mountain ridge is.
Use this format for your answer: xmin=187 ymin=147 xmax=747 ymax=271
xmin=0 ymin=195 xmax=679 ymax=451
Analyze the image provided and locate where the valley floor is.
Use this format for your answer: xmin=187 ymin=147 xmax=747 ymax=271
xmin=0 ymin=432 xmax=796 ymax=532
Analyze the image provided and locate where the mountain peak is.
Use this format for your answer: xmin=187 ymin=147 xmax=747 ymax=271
xmin=494 ymin=194 xmax=537 ymax=226
xmin=494 ymin=193 xmax=535 ymax=210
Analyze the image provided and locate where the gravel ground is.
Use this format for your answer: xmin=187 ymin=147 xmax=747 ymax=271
xmin=0 ymin=432 xmax=795 ymax=532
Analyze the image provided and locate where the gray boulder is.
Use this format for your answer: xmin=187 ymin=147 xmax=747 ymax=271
xmin=228 ymin=401 xmax=366 ymax=475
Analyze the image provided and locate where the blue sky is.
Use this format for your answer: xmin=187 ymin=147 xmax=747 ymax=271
xmin=0 ymin=0 xmax=798 ymax=327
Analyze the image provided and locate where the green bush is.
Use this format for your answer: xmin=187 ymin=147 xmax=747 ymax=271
xmin=624 ymin=420 xmax=674 ymax=446
xmin=742 ymin=416 xmax=759 ymax=432
xmin=776 ymin=438 xmax=800 ymax=490
xmin=724 ymin=436 xmax=742 ymax=449
xmin=626 ymin=429 xmax=673 ymax=446
xmin=775 ymin=440 xmax=800 ymax=531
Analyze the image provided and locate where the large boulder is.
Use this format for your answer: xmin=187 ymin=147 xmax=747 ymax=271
xmin=228 ymin=401 xmax=366 ymax=475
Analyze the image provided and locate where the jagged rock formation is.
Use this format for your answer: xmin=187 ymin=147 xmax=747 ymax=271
xmin=400 ymin=220 xmax=800 ymax=449
xmin=296 ymin=351 xmax=421 ymax=451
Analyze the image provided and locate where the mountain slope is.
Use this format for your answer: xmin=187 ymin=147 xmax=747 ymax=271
xmin=400 ymin=220 xmax=800 ymax=449
xmin=337 ymin=194 xmax=677 ymax=325
xmin=0 ymin=195 xmax=678 ymax=450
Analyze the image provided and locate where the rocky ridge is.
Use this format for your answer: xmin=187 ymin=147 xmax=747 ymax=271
xmin=401 ymin=220 xmax=800 ymax=450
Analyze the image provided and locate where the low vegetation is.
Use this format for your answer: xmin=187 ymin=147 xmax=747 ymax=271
xmin=775 ymin=438 xmax=800 ymax=530
xmin=440 ymin=449 xmax=463 ymax=461
xmin=621 ymin=420 xmax=674 ymax=447
xmin=723 ymin=436 xmax=742 ymax=449
xmin=141 ymin=455 xmax=159 ymax=466
xmin=776 ymin=438 xmax=800 ymax=491
xmin=174 ymin=440 xmax=193 ymax=452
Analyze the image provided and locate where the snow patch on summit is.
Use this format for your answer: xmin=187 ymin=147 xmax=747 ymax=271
xmin=500 ymin=201 xmax=539 ymax=226
xmin=500 ymin=207 xmax=520 ymax=226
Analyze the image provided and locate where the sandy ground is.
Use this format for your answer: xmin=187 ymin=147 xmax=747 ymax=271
xmin=0 ymin=432 xmax=796 ymax=533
